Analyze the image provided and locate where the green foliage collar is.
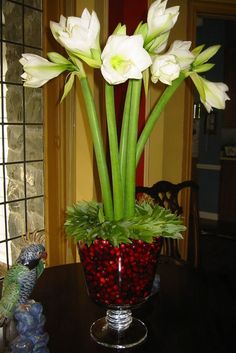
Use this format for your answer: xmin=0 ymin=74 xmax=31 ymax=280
xmin=64 ymin=201 xmax=186 ymax=247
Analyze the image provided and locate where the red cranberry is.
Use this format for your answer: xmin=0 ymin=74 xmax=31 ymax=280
xmin=78 ymin=238 xmax=162 ymax=307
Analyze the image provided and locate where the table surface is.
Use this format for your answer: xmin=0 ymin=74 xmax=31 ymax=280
xmin=32 ymin=261 xmax=234 ymax=353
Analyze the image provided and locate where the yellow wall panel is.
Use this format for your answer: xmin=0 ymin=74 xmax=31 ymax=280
xmin=146 ymin=0 xmax=188 ymax=186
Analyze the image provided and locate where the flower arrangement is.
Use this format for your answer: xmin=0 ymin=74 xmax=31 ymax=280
xmin=20 ymin=0 xmax=229 ymax=247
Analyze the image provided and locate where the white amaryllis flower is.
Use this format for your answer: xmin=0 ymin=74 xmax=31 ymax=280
xmin=147 ymin=0 xmax=179 ymax=39
xmin=168 ymin=40 xmax=194 ymax=70
xmin=151 ymin=53 xmax=180 ymax=85
xmin=20 ymin=54 xmax=68 ymax=88
xmin=191 ymin=74 xmax=230 ymax=112
xmin=101 ymin=34 xmax=152 ymax=85
xmin=50 ymin=9 xmax=101 ymax=65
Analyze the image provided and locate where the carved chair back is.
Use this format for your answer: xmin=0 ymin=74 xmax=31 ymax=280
xmin=136 ymin=180 xmax=200 ymax=268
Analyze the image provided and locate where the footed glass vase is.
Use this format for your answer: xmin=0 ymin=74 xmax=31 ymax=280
xmin=78 ymin=238 xmax=162 ymax=349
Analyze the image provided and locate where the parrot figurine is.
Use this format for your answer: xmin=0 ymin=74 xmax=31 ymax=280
xmin=0 ymin=242 xmax=47 ymax=326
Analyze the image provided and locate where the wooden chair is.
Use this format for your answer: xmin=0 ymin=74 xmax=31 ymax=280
xmin=136 ymin=180 xmax=200 ymax=269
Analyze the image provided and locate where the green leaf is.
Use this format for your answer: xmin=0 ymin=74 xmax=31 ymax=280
xmin=144 ymin=29 xmax=160 ymax=47
xmin=60 ymin=73 xmax=75 ymax=102
xmin=148 ymin=32 xmax=169 ymax=53
xmin=47 ymin=52 xmax=71 ymax=65
xmin=193 ymin=63 xmax=215 ymax=73
xmin=66 ymin=52 xmax=86 ymax=78
xmin=134 ymin=21 xmax=143 ymax=34
xmin=67 ymin=53 xmax=81 ymax=68
xmin=98 ymin=207 xmax=105 ymax=223
xmin=91 ymin=48 xmax=102 ymax=63
xmin=143 ymin=68 xmax=150 ymax=97
xmin=112 ymin=23 xmax=126 ymax=35
xmin=193 ymin=44 xmax=221 ymax=67
xmin=79 ymin=54 xmax=101 ymax=68
xmin=69 ymin=50 xmax=101 ymax=68
xmin=145 ymin=39 xmax=154 ymax=52
xmin=134 ymin=22 xmax=148 ymax=39
xmin=189 ymin=72 xmax=206 ymax=102
xmin=191 ymin=44 xmax=205 ymax=57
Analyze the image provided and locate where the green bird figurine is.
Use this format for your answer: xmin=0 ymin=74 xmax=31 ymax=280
xmin=0 ymin=242 xmax=47 ymax=326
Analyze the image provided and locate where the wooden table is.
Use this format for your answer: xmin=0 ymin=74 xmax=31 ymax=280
xmin=32 ymin=261 xmax=234 ymax=353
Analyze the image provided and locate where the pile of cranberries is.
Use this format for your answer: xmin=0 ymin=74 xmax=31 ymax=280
xmin=79 ymin=238 xmax=162 ymax=307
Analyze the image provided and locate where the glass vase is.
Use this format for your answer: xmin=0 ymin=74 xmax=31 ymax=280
xmin=78 ymin=238 xmax=162 ymax=349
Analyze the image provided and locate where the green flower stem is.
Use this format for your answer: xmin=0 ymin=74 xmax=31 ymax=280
xmin=136 ymin=73 xmax=186 ymax=164
xmin=124 ymin=79 xmax=142 ymax=218
xmin=119 ymin=81 xmax=132 ymax=193
xmin=80 ymin=77 xmax=113 ymax=220
xmin=105 ymin=83 xmax=123 ymax=220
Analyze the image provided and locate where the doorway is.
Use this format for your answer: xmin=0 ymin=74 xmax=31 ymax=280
xmin=192 ymin=16 xmax=236 ymax=225
xmin=184 ymin=1 xmax=236 ymax=235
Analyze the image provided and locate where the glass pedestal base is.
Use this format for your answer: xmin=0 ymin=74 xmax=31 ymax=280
xmin=90 ymin=309 xmax=147 ymax=349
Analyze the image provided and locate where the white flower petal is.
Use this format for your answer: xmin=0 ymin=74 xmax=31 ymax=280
xmin=19 ymin=54 xmax=67 ymax=87
xmin=203 ymin=80 xmax=230 ymax=110
xmin=147 ymin=0 xmax=179 ymax=38
xmin=50 ymin=15 xmax=66 ymax=40
xmin=81 ymin=8 xmax=90 ymax=22
xmin=50 ymin=10 xmax=101 ymax=63
xmin=191 ymin=74 xmax=230 ymax=112
xmin=151 ymin=53 xmax=180 ymax=85
xmin=168 ymin=40 xmax=194 ymax=70
xmin=20 ymin=53 xmax=50 ymax=66
xmin=101 ymin=63 xmax=127 ymax=84
xmin=21 ymin=73 xmax=48 ymax=88
xmin=101 ymin=34 xmax=151 ymax=84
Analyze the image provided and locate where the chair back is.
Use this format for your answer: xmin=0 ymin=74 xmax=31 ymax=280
xmin=136 ymin=180 xmax=200 ymax=268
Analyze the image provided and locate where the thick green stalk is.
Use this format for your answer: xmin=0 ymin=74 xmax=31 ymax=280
xmin=124 ymin=79 xmax=142 ymax=218
xmin=80 ymin=77 xmax=113 ymax=220
xmin=136 ymin=73 xmax=186 ymax=165
xmin=119 ymin=81 xmax=132 ymax=193
xmin=105 ymin=83 xmax=123 ymax=220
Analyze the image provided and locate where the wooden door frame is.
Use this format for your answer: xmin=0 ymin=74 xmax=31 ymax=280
xmin=43 ymin=0 xmax=76 ymax=266
xmin=181 ymin=1 xmax=236 ymax=260
xmin=183 ymin=0 xmax=236 ymax=183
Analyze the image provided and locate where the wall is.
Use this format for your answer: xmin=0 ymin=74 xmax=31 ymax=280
xmin=145 ymin=0 xmax=188 ymax=186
